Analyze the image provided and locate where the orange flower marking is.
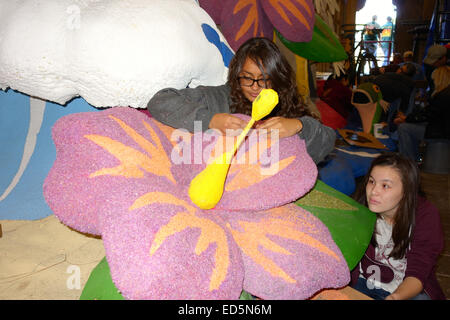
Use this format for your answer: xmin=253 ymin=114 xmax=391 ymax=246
xmin=152 ymin=119 xmax=181 ymax=150
xmin=130 ymin=192 xmax=230 ymax=292
xmin=268 ymin=0 xmax=312 ymax=29
xmin=204 ymin=134 xmax=250 ymax=165
xmin=129 ymin=191 xmax=195 ymax=213
xmin=228 ymin=133 xmax=272 ymax=168
xmin=269 ymin=206 xmax=318 ymax=234
xmin=228 ymin=214 xmax=341 ymax=283
xmin=84 ymin=115 xmax=175 ymax=184
xmin=294 ymin=0 xmax=312 ymax=16
xmin=204 ymin=134 xmax=229 ymax=163
xmin=225 ymin=156 xmax=295 ymax=191
xmin=223 ymin=133 xmax=295 ymax=191
xmin=201 ymin=131 xmax=296 ymax=192
xmin=234 ymin=0 xmax=259 ymax=41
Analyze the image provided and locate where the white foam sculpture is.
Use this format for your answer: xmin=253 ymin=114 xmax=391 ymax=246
xmin=0 ymin=0 xmax=230 ymax=108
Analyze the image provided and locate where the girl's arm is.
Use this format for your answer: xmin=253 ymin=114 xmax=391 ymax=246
xmin=255 ymin=116 xmax=335 ymax=164
xmin=385 ymin=277 xmax=423 ymax=300
xmin=297 ymin=116 xmax=336 ymax=164
xmin=399 ymin=198 xmax=445 ymax=299
xmin=147 ymin=84 xmax=232 ymax=132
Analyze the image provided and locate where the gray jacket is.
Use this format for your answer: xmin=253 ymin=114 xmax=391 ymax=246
xmin=147 ymin=84 xmax=336 ymax=164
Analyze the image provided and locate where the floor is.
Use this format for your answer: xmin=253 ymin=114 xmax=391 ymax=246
xmin=420 ymin=170 xmax=450 ymax=299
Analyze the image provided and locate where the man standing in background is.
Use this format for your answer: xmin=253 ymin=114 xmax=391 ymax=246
xmin=380 ymin=16 xmax=394 ymax=66
xmin=364 ymin=15 xmax=381 ymax=66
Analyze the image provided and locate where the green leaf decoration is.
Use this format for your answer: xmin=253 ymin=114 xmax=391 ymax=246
xmin=80 ymin=257 xmax=124 ymax=300
xmin=296 ymin=180 xmax=375 ymax=270
xmin=297 ymin=190 xmax=358 ymax=211
xmin=276 ymin=14 xmax=348 ymax=62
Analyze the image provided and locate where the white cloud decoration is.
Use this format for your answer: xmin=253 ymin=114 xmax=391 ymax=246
xmin=0 ymin=0 xmax=231 ymax=108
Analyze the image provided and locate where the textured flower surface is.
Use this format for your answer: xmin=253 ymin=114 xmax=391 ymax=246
xmin=199 ymin=0 xmax=315 ymax=51
xmin=43 ymin=107 xmax=349 ymax=299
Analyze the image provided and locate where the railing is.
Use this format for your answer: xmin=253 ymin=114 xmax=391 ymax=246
xmin=341 ymin=24 xmax=395 ymax=85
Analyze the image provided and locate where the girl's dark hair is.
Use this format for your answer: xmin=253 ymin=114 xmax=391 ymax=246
xmin=353 ymin=152 xmax=419 ymax=259
xmin=227 ymin=37 xmax=314 ymax=119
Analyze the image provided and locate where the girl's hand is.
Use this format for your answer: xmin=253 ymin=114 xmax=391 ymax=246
xmin=255 ymin=117 xmax=303 ymax=138
xmin=384 ymin=277 xmax=423 ymax=300
xmin=208 ymin=113 xmax=247 ymax=135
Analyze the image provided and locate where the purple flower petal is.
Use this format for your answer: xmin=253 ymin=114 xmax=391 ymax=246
xmin=261 ymin=0 xmax=315 ymax=42
xmin=225 ymin=203 xmax=350 ymax=299
xmin=220 ymin=0 xmax=274 ymax=51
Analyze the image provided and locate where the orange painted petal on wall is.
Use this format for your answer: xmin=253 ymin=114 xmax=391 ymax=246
xmin=220 ymin=0 xmax=274 ymax=51
xmin=198 ymin=0 xmax=225 ymax=25
xmin=261 ymin=0 xmax=314 ymax=42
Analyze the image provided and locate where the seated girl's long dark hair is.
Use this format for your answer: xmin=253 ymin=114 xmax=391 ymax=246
xmin=227 ymin=37 xmax=313 ymax=119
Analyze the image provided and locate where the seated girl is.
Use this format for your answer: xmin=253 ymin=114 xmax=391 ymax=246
xmin=351 ymin=152 xmax=445 ymax=300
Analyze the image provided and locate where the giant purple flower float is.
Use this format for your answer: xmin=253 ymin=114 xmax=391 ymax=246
xmin=43 ymin=107 xmax=349 ymax=299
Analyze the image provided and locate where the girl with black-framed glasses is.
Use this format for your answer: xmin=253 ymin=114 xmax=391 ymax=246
xmin=147 ymin=37 xmax=336 ymax=164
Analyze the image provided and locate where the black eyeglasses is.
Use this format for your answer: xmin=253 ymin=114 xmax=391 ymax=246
xmin=238 ymin=76 xmax=270 ymax=88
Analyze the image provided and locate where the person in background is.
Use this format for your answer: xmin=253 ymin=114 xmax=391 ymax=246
xmin=147 ymin=37 xmax=336 ymax=164
xmin=380 ymin=52 xmax=402 ymax=73
xmin=363 ymin=15 xmax=381 ymax=64
xmin=400 ymin=51 xmax=425 ymax=81
xmin=320 ymin=73 xmax=354 ymax=121
xmin=392 ymin=53 xmax=403 ymax=65
xmin=423 ymin=44 xmax=448 ymax=95
xmin=445 ymin=43 xmax=450 ymax=59
xmin=423 ymin=65 xmax=450 ymax=140
xmin=372 ymin=62 xmax=416 ymax=125
xmin=380 ymin=17 xmax=394 ymax=66
xmin=351 ymin=153 xmax=445 ymax=300
xmin=395 ymin=65 xmax=450 ymax=161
